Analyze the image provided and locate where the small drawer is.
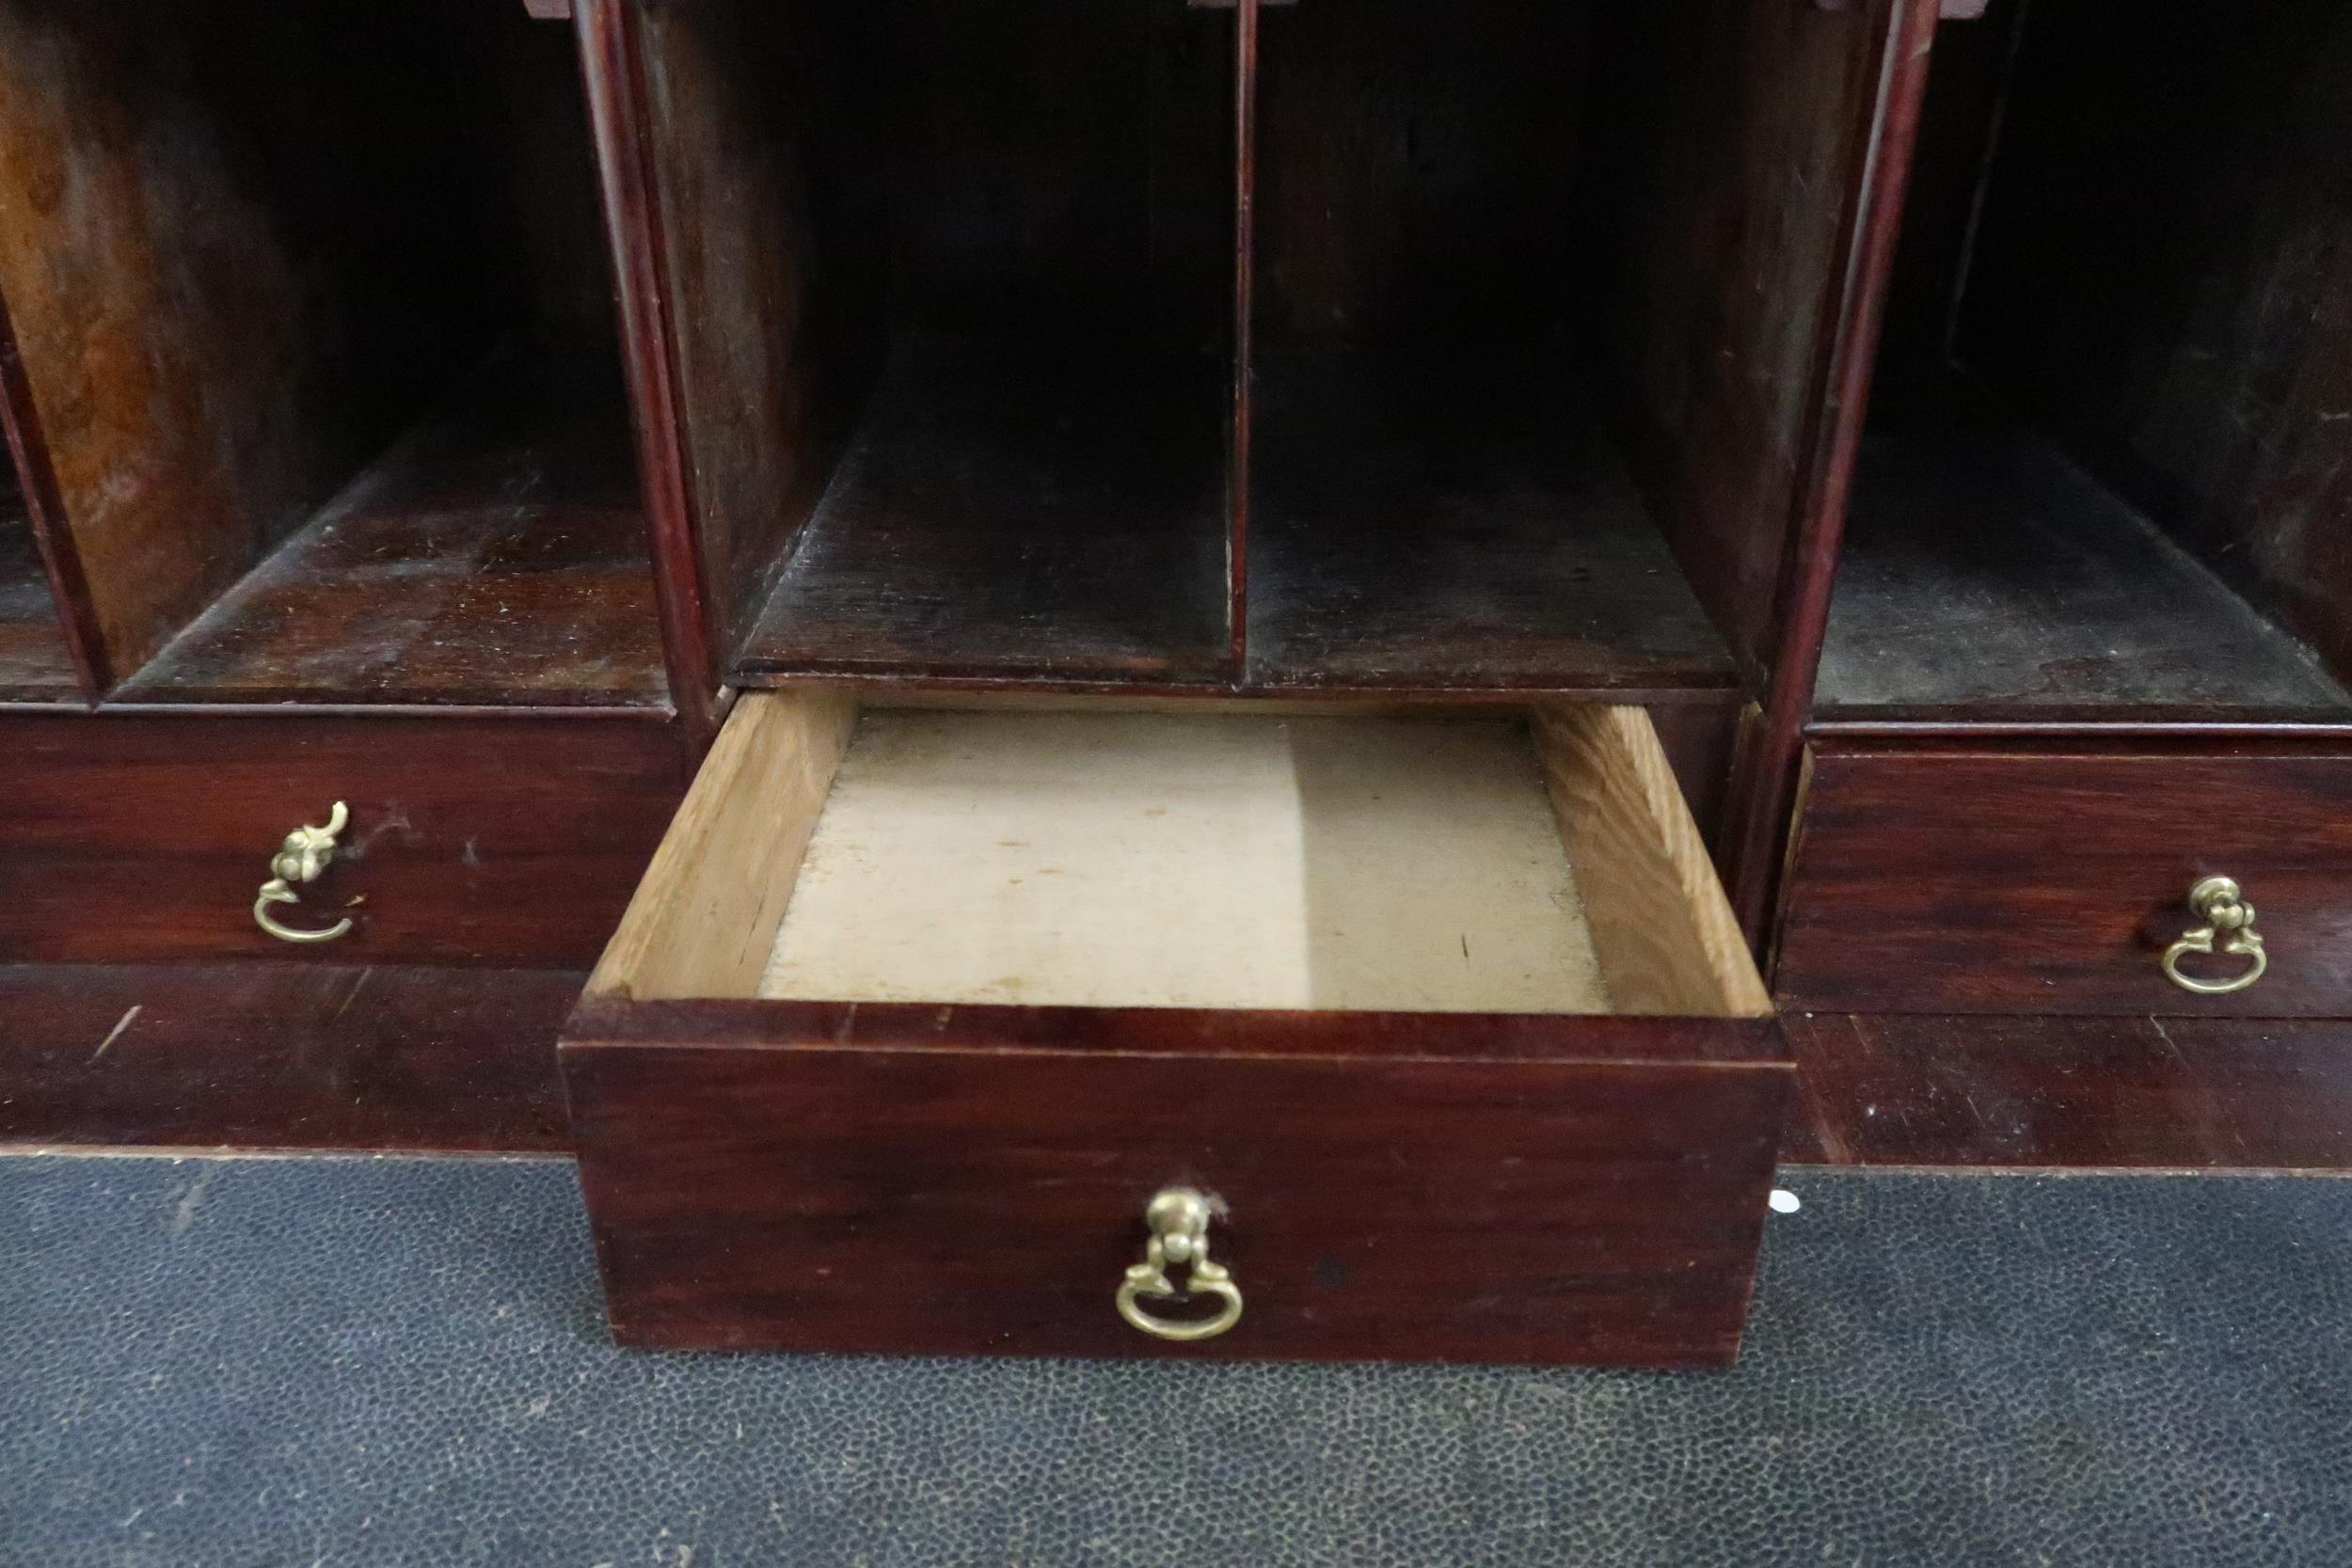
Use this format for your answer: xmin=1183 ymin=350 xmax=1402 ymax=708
xmin=563 ymin=695 xmax=1788 ymax=1367
xmin=0 ymin=714 xmax=689 ymax=965
xmin=1776 ymin=742 xmax=2352 ymax=1017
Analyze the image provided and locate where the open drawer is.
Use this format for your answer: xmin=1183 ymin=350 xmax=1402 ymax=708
xmin=562 ymin=695 xmax=1788 ymax=1366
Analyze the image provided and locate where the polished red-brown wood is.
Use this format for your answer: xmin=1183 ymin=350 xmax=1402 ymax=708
xmin=1784 ymin=1011 xmax=2352 ymax=1172
xmin=0 ymin=961 xmax=575 ymax=1152
xmin=1776 ymin=741 xmax=2352 ymax=1017
xmin=565 ymin=1000 xmax=1791 ymax=1364
xmin=0 ymin=713 xmax=690 ymax=966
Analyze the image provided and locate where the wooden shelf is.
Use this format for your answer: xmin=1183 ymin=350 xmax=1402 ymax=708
xmin=734 ymin=343 xmax=1233 ymax=689
xmin=1246 ymin=358 xmax=1737 ymax=697
xmin=732 ymin=349 xmax=1740 ymax=698
xmin=110 ymin=360 xmax=667 ymax=709
xmin=1819 ymin=407 xmax=2352 ymax=723
xmin=0 ymin=499 xmax=78 ymax=704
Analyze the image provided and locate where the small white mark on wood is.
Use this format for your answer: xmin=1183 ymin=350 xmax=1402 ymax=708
xmin=92 ymin=1005 xmax=142 ymax=1061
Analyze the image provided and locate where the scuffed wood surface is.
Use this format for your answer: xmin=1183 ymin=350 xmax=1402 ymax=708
xmin=1823 ymin=408 xmax=2352 ymax=719
xmin=736 ymin=346 xmax=1232 ymax=686
xmin=1784 ymin=1011 xmax=2352 ymax=1171
xmin=0 ymin=2 xmax=480 ymax=677
xmin=110 ymin=359 xmax=668 ymax=707
xmin=1959 ymin=0 xmax=2352 ymax=694
xmin=1246 ymin=358 xmax=1738 ymax=696
xmin=0 ymin=961 xmax=579 ymax=1152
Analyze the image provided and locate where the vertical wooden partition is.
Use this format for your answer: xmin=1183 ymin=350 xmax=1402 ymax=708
xmin=597 ymin=0 xmax=1243 ymax=696
xmin=582 ymin=0 xmax=1934 ymax=764
xmin=1589 ymin=0 xmax=1946 ymax=933
xmin=1226 ymin=0 xmax=1261 ymax=674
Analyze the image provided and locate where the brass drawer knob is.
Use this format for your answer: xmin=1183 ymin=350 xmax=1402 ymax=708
xmin=1116 ymin=1187 xmax=1243 ymax=1343
xmin=254 ymin=801 xmax=356 ymax=944
xmin=2161 ymin=875 xmax=2266 ymax=995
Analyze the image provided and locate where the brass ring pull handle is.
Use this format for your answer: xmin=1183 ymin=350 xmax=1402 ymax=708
xmin=2161 ymin=875 xmax=2267 ymax=995
xmin=1116 ymin=1187 xmax=1243 ymax=1343
xmin=254 ymin=801 xmax=356 ymax=944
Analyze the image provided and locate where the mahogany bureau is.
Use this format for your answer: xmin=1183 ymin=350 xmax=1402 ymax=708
xmin=1 ymin=0 xmax=2343 ymax=1364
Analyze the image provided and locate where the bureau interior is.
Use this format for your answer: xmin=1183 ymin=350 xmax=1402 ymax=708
xmin=0 ymin=0 xmax=661 ymax=706
xmin=632 ymin=0 xmax=1238 ymax=689
xmin=633 ymin=0 xmax=1871 ymax=697
xmin=1823 ymin=0 xmax=2352 ymax=722
xmin=588 ymin=697 xmax=1770 ymax=1021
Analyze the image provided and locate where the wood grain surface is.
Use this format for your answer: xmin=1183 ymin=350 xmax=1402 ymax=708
xmin=108 ymin=358 xmax=666 ymax=708
xmin=589 ymin=690 xmax=853 ymax=1001
xmin=1776 ymin=741 xmax=2352 ymax=1017
xmin=0 ymin=960 xmax=578 ymax=1152
xmin=734 ymin=346 xmax=1232 ymax=686
xmin=565 ymin=1015 xmax=1790 ymax=1364
xmin=1534 ymin=705 xmax=1772 ymax=1018
xmin=0 ymin=713 xmax=690 ymax=965
xmin=1784 ymin=1011 xmax=2352 ymax=1172
xmin=0 ymin=1 xmax=494 ymax=679
xmin=1245 ymin=358 xmax=1737 ymax=697
xmin=759 ymin=711 xmax=1614 ymax=1014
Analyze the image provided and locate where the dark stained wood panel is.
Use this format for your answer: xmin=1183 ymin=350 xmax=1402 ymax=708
xmin=626 ymin=0 xmax=1232 ymax=673
xmin=1784 ymin=1011 xmax=2352 ymax=1173
xmin=1251 ymin=0 xmax=1586 ymax=357
xmin=0 ymin=961 xmax=575 ymax=1153
xmin=111 ymin=360 xmax=668 ymax=708
xmin=628 ymin=0 xmax=884 ymax=668
xmin=733 ymin=344 xmax=1232 ymax=687
xmin=1820 ymin=409 xmax=2352 ymax=721
xmin=1593 ymin=0 xmax=1900 ymax=685
xmin=571 ymin=997 xmax=1787 ymax=1065
xmin=0 ymin=505 xmax=77 ymax=703
xmin=0 ymin=713 xmax=689 ymax=966
xmin=565 ymin=1009 xmax=1790 ymax=1364
xmin=1777 ymin=742 xmax=2352 ymax=1018
xmin=1246 ymin=358 xmax=1737 ymax=696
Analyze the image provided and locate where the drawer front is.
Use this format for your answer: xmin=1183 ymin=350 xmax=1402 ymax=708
xmin=1777 ymin=745 xmax=2352 ymax=1017
xmin=565 ymin=1004 xmax=1790 ymax=1367
xmin=0 ymin=715 xmax=690 ymax=965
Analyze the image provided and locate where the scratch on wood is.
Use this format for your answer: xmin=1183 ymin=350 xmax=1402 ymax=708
xmin=328 ymin=968 xmax=373 ymax=1027
xmin=91 ymin=1005 xmax=141 ymax=1061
